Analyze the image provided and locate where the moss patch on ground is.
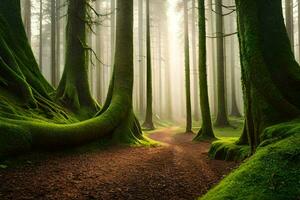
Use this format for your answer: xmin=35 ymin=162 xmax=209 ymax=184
xmin=209 ymin=138 xmax=250 ymax=161
xmin=200 ymin=120 xmax=300 ymax=200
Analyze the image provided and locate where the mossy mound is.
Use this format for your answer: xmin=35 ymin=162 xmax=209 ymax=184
xmin=209 ymin=138 xmax=250 ymax=161
xmin=200 ymin=121 xmax=300 ymax=200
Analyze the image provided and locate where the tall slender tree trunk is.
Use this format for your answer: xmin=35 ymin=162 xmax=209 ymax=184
xmin=236 ymin=0 xmax=300 ymax=152
xmin=194 ymin=0 xmax=215 ymax=140
xmin=23 ymin=0 xmax=31 ymax=44
xmin=215 ymin=0 xmax=230 ymax=127
xmin=39 ymin=0 xmax=43 ymax=70
xmin=96 ymin=0 xmax=102 ymax=104
xmin=191 ymin=0 xmax=200 ymax=121
xmin=143 ymin=0 xmax=154 ymax=130
xmin=164 ymin=19 xmax=173 ymax=120
xmin=51 ymin=0 xmax=57 ymax=87
xmin=285 ymin=0 xmax=294 ymax=51
xmin=229 ymin=14 xmax=241 ymax=117
xmin=298 ymin=0 xmax=300 ymax=60
xmin=111 ymin=0 xmax=116 ymax=73
xmin=207 ymin=0 xmax=217 ymax=115
xmin=184 ymin=0 xmax=192 ymax=133
xmin=56 ymin=0 xmax=61 ymax=81
xmin=138 ymin=0 xmax=145 ymax=113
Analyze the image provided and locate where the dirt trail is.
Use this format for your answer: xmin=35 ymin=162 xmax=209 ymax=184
xmin=0 ymin=128 xmax=238 ymax=200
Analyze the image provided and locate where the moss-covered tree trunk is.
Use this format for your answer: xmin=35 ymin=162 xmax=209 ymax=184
xmin=236 ymin=0 xmax=300 ymax=152
xmin=214 ymin=0 xmax=230 ymax=127
xmin=143 ymin=0 xmax=155 ymax=130
xmin=0 ymin=0 xmax=149 ymax=158
xmin=56 ymin=0 xmax=98 ymax=119
xmin=184 ymin=0 xmax=192 ymax=133
xmin=0 ymin=0 xmax=53 ymax=108
xmin=194 ymin=0 xmax=215 ymax=140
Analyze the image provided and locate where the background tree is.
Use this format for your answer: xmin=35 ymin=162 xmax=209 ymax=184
xmin=23 ymin=0 xmax=31 ymax=44
xmin=285 ymin=0 xmax=294 ymax=52
xmin=51 ymin=0 xmax=58 ymax=86
xmin=183 ymin=0 xmax=192 ymax=133
xmin=194 ymin=0 xmax=215 ymax=140
xmin=143 ymin=0 xmax=155 ymax=130
xmin=191 ymin=0 xmax=200 ymax=121
xmin=214 ymin=0 xmax=230 ymax=127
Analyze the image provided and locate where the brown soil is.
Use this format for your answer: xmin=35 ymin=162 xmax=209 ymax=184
xmin=0 ymin=127 xmax=239 ymax=200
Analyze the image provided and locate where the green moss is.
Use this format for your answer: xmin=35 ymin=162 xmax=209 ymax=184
xmin=209 ymin=138 xmax=250 ymax=161
xmin=0 ymin=122 xmax=32 ymax=158
xmin=200 ymin=121 xmax=300 ymax=200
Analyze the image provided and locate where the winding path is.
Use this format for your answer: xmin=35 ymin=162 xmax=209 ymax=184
xmin=0 ymin=128 xmax=238 ymax=200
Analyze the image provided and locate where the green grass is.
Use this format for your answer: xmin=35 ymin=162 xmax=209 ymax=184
xmin=199 ymin=120 xmax=300 ymax=200
xmin=191 ymin=117 xmax=244 ymax=139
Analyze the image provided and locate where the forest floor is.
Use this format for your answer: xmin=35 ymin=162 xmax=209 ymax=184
xmin=0 ymin=127 xmax=239 ymax=200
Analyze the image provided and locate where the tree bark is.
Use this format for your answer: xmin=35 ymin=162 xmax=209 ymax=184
xmin=229 ymin=12 xmax=241 ymax=117
xmin=51 ymin=0 xmax=58 ymax=87
xmin=236 ymin=0 xmax=300 ymax=152
xmin=39 ymin=0 xmax=43 ymax=70
xmin=56 ymin=0 xmax=98 ymax=119
xmin=23 ymin=0 xmax=31 ymax=44
xmin=191 ymin=0 xmax=200 ymax=121
xmin=143 ymin=0 xmax=155 ymax=130
xmin=184 ymin=0 xmax=193 ymax=133
xmin=215 ymin=0 xmax=230 ymax=127
xmin=194 ymin=0 xmax=215 ymax=140
xmin=138 ymin=0 xmax=145 ymax=113
xmin=285 ymin=0 xmax=294 ymax=52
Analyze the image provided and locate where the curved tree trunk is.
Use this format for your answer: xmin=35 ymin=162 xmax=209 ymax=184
xmin=0 ymin=0 xmax=148 ymax=158
xmin=143 ymin=0 xmax=154 ymax=130
xmin=236 ymin=0 xmax=300 ymax=152
xmin=194 ymin=0 xmax=215 ymax=140
xmin=56 ymin=0 xmax=98 ymax=119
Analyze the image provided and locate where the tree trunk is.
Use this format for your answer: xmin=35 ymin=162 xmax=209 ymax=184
xmin=23 ymin=0 xmax=31 ymax=44
xmin=56 ymin=0 xmax=61 ymax=81
xmin=56 ymin=0 xmax=98 ymax=119
xmin=236 ymin=0 xmax=300 ymax=152
xmin=138 ymin=0 xmax=145 ymax=114
xmin=298 ymin=0 xmax=300 ymax=60
xmin=191 ymin=0 xmax=200 ymax=121
xmin=215 ymin=0 xmax=230 ymax=127
xmin=96 ymin=0 xmax=102 ymax=104
xmin=285 ymin=0 xmax=294 ymax=52
xmin=51 ymin=0 xmax=58 ymax=87
xmin=39 ymin=0 xmax=43 ymax=70
xmin=0 ymin=0 xmax=148 ymax=158
xmin=207 ymin=0 xmax=217 ymax=115
xmin=111 ymin=0 xmax=115 ymax=73
xmin=184 ymin=0 xmax=192 ymax=133
xmin=229 ymin=13 xmax=241 ymax=117
xmin=143 ymin=0 xmax=154 ymax=130
xmin=194 ymin=0 xmax=215 ymax=140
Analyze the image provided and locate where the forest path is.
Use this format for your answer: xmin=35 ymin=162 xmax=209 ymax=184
xmin=0 ymin=128 xmax=238 ymax=200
